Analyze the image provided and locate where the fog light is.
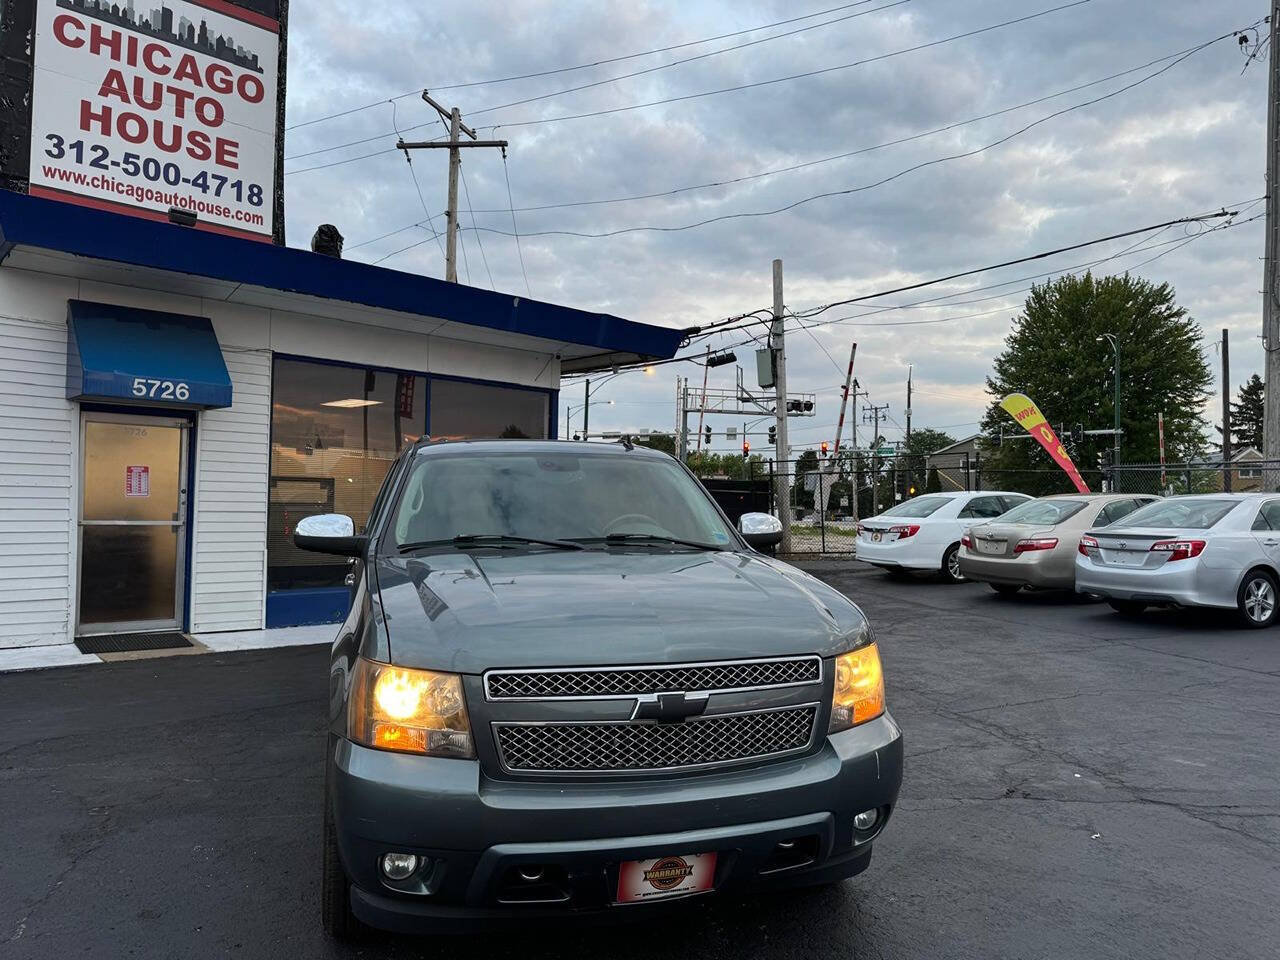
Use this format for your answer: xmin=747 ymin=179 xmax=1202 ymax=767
xmin=381 ymin=852 xmax=419 ymax=880
xmin=853 ymin=808 xmax=880 ymax=831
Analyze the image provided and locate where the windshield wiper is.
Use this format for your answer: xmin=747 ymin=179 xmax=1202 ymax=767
xmin=592 ymin=533 xmax=722 ymax=550
xmin=399 ymin=534 xmax=585 ymax=553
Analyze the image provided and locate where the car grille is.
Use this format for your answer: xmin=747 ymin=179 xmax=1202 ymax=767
xmin=484 ymin=656 xmax=821 ymax=700
xmin=494 ymin=705 xmax=819 ymax=773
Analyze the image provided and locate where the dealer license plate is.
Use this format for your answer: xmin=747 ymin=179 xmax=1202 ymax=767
xmin=978 ymin=538 xmax=1005 ymax=555
xmin=616 ymin=852 xmax=717 ymax=904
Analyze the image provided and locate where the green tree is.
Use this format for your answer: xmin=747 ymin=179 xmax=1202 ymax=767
xmin=904 ymin=428 xmax=956 ymax=458
xmin=1231 ymin=373 xmax=1264 ymax=450
xmin=982 ymin=273 xmax=1211 ymax=476
xmin=636 ymin=433 xmax=676 ymax=456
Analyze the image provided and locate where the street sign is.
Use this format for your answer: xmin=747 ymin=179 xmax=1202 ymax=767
xmin=876 ymin=446 xmax=895 ymax=456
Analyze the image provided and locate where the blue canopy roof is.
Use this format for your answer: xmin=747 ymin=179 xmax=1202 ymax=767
xmin=0 ymin=190 xmax=682 ymax=372
xmin=66 ymin=300 xmax=233 ymax=409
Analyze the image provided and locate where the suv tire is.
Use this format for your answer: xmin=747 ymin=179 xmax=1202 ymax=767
xmin=322 ymin=810 xmax=362 ymax=941
xmin=1236 ymin=569 xmax=1279 ymax=629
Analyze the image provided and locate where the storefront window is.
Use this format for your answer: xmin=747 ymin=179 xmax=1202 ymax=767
xmin=268 ymin=358 xmax=425 ymax=590
xmin=429 ymin=378 xmax=549 ymax=441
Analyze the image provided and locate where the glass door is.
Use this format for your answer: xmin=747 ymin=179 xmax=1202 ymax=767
xmin=77 ymin=414 xmax=189 ymax=635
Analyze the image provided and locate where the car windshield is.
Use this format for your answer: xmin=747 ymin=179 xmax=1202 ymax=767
xmin=879 ymin=496 xmax=954 ymax=518
xmin=389 ymin=450 xmax=737 ymax=549
xmin=1111 ymin=498 xmax=1238 ymax=530
xmin=997 ymin=499 xmax=1087 ymax=525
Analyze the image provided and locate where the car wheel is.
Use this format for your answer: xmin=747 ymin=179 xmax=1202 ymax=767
xmin=940 ymin=543 xmax=966 ymax=584
xmin=989 ymin=583 xmax=1021 ymax=596
xmin=1236 ymin=569 xmax=1279 ymax=629
xmin=322 ymin=810 xmax=363 ymax=941
xmin=1107 ymin=599 xmax=1146 ymax=617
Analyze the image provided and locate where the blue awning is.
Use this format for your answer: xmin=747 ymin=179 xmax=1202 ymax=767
xmin=66 ymin=300 xmax=233 ymax=409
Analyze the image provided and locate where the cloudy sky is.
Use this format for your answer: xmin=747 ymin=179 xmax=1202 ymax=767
xmin=280 ymin=0 xmax=1270 ymax=453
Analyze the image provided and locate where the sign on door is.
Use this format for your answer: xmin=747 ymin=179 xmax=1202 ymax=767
xmin=124 ymin=464 xmax=150 ymax=498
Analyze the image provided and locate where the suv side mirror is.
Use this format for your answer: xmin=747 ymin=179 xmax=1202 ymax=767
xmin=294 ymin=513 xmax=367 ymax=557
xmin=739 ymin=512 xmax=783 ymax=551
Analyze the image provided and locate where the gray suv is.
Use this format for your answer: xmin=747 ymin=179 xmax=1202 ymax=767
xmin=295 ymin=439 xmax=903 ymax=938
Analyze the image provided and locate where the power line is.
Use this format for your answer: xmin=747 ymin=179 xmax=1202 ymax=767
xmin=459 ymin=167 xmax=495 ymax=289
xmin=449 ymin=40 xmax=1222 ymax=242
xmin=284 ymin=0 xmax=882 ymax=132
xmin=477 ymin=1 xmax=1093 ymax=130
xmin=502 ymin=153 xmax=533 ymax=297
xmin=466 ymin=1 xmax=906 ymax=119
xmin=284 ymin=0 xmax=1090 ymax=171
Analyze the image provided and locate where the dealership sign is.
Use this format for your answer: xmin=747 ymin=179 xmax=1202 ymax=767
xmin=29 ymin=0 xmax=279 ymax=240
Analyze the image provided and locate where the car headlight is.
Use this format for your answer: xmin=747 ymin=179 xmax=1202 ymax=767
xmin=348 ymin=658 xmax=474 ymax=758
xmin=828 ymin=643 xmax=885 ymax=733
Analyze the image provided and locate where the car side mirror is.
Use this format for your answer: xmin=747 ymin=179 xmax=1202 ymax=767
xmin=294 ymin=513 xmax=367 ymax=557
xmin=739 ymin=512 xmax=783 ymax=551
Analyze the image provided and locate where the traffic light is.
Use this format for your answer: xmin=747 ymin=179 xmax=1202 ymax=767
xmin=742 ymin=440 xmax=750 ymax=456
xmin=704 ymin=425 xmax=712 ymax=445
xmin=768 ymin=425 xmax=777 ymax=445
xmin=1072 ymin=423 xmax=1085 ymax=445
xmin=908 ymin=484 xmax=917 ymax=496
xmin=820 ymin=441 xmax=829 ymax=458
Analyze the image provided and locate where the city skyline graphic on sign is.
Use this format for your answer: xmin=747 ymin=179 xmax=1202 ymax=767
xmin=55 ymin=0 xmax=265 ymax=73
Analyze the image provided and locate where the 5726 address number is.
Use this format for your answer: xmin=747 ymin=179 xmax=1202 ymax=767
xmin=131 ymin=378 xmax=190 ymax=401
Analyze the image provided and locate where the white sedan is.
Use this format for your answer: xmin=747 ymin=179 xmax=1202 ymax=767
xmin=857 ymin=491 xmax=1033 ymax=582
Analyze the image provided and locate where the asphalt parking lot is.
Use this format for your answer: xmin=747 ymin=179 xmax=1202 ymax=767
xmin=3 ymin=561 xmax=1279 ymax=959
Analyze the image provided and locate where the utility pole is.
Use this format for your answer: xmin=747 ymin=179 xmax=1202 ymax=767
xmin=695 ymin=347 xmax=711 ymax=454
xmin=832 ymin=343 xmax=858 ymax=457
xmin=771 ymin=260 xmax=793 ymax=551
xmin=1222 ymin=328 xmax=1233 ymax=492
xmin=905 ymin=365 xmax=913 ymax=499
xmin=863 ymin=403 xmax=889 ymax=516
xmin=397 ymin=92 xmax=508 ymax=283
xmin=676 ymin=376 xmax=689 ymax=461
xmin=583 ymin=378 xmax=590 ymax=441
xmin=1264 ymin=0 xmax=1280 ymax=469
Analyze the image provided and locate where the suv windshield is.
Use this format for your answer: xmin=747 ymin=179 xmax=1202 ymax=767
xmin=880 ymin=496 xmax=953 ymax=518
xmin=390 ymin=450 xmax=737 ymax=549
xmin=1112 ymin=498 xmax=1238 ymax=530
xmin=998 ymin=499 xmax=1087 ymax=525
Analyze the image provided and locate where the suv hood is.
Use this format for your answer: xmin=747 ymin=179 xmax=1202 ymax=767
xmin=374 ymin=550 xmax=867 ymax=673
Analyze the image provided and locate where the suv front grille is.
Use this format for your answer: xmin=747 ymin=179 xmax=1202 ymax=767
xmin=485 ymin=656 xmax=820 ymax=700
xmin=494 ymin=705 xmax=819 ymax=773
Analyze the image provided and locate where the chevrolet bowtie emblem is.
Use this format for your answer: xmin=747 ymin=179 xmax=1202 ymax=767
xmin=632 ymin=691 xmax=710 ymax=723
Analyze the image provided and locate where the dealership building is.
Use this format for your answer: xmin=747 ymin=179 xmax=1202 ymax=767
xmin=0 ymin=190 xmax=681 ymax=654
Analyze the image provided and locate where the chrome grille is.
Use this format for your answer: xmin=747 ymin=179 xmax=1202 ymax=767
xmin=495 ymin=705 xmax=818 ymax=773
xmin=485 ymin=656 xmax=820 ymax=700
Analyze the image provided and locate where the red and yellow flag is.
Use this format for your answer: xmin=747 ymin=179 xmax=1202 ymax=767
xmin=999 ymin=393 xmax=1090 ymax=494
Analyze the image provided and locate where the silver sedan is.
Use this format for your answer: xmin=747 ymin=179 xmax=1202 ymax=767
xmin=1075 ymin=494 xmax=1280 ymax=628
xmin=960 ymin=493 xmax=1159 ymax=593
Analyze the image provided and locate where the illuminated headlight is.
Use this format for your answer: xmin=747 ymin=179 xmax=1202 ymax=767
xmin=828 ymin=644 xmax=886 ymax=733
xmin=348 ymin=658 xmax=474 ymax=758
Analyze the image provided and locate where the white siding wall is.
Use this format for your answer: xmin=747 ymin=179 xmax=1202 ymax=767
xmin=189 ymin=348 xmax=271 ymax=633
xmin=0 ymin=314 xmax=76 ymax=648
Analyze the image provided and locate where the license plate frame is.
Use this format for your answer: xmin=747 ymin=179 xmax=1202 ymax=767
xmin=977 ymin=538 xmax=1005 ymax=555
xmin=615 ymin=852 xmax=717 ymax=904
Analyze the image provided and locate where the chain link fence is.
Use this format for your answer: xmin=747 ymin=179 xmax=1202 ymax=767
xmin=688 ymin=453 xmax=1280 ymax=556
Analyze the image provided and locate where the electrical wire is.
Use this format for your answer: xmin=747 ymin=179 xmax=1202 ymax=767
xmin=391 ymin=99 xmax=447 ymax=263
xmin=502 ymin=153 xmax=533 ymax=297
xmin=283 ymin=0 xmax=1090 ymax=171
xmin=452 ymin=39 xmax=1223 ymax=242
xmin=460 ymin=167 xmax=496 ymax=289
xmin=284 ymin=0 xmax=883 ymax=131
xmin=466 ymin=1 xmax=906 ymax=119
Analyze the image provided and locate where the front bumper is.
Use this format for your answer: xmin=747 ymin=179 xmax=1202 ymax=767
xmin=329 ymin=712 xmax=903 ymax=932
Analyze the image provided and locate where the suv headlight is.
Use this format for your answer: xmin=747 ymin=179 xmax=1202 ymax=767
xmin=828 ymin=644 xmax=885 ymax=733
xmin=348 ymin=658 xmax=474 ymax=758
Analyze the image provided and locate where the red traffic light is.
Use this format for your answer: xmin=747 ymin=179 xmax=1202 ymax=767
xmin=742 ymin=441 xmax=750 ymax=456
xmin=820 ymin=441 xmax=829 ymax=456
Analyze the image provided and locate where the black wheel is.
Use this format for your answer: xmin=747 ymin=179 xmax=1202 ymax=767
xmin=322 ymin=811 xmax=362 ymax=941
xmin=1236 ymin=569 xmax=1279 ymax=629
xmin=940 ymin=543 xmax=966 ymax=584
xmin=989 ymin=583 xmax=1021 ymax=596
xmin=1108 ymin=599 xmax=1147 ymax=617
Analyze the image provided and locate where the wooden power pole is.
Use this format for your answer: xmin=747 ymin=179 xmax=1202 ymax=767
xmin=771 ymin=260 xmax=793 ymax=551
xmin=397 ymin=92 xmax=508 ymax=282
xmin=1263 ymin=0 xmax=1280 ymax=466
